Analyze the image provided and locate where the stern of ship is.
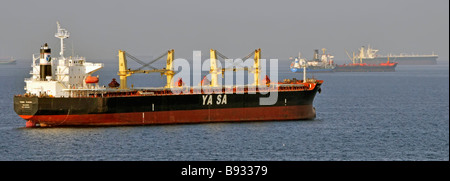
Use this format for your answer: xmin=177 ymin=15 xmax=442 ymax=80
xmin=14 ymin=96 xmax=39 ymax=127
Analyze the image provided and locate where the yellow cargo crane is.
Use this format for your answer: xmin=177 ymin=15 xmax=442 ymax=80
xmin=118 ymin=48 xmax=262 ymax=89
xmin=118 ymin=49 xmax=174 ymax=89
xmin=253 ymin=48 xmax=261 ymax=86
xmin=209 ymin=48 xmax=261 ymax=87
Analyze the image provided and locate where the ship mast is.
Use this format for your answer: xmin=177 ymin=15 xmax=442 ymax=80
xmin=299 ymin=58 xmax=307 ymax=83
xmin=303 ymin=63 xmax=307 ymax=83
xmin=55 ymin=21 xmax=70 ymax=58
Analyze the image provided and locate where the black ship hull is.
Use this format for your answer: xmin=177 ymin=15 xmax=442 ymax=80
xmin=14 ymin=82 xmax=322 ymax=127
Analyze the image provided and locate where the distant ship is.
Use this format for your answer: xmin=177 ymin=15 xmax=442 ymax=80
xmin=290 ymin=49 xmax=335 ymax=73
xmin=0 ymin=57 xmax=16 ymax=65
xmin=353 ymin=45 xmax=438 ymax=65
xmin=334 ymin=60 xmax=398 ymax=72
xmin=335 ymin=52 xmax=398 ymax=72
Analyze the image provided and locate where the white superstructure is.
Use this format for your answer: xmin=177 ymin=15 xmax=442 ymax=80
xmin=25 ymin=22 xmax=104 ymax=97
xmin=358 ymin=45 xmax=379 ymax=59
xmin=290 ymin=49 xmax=335 ymax=69
xmin=357 ymin=44 xmax=437 ymax=59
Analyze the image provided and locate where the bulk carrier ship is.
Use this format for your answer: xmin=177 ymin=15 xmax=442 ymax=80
xmin=333 ymin=60 xmax=397 ymax=72
xmin=13 ymin=22 xmax=323 ymax=127
xmin=334 ymin=47 xmax=398 ymax=72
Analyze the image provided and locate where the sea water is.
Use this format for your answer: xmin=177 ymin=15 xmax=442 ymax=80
xmin=0 ymin=59 xmax=448 ymax=161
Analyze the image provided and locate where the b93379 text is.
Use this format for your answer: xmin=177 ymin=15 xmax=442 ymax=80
xmin=225 ymin=165 xmax=268 ymax=176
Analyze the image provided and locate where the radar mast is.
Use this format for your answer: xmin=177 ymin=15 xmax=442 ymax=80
xmin=55 ymin=21 xmax=70 ymax=58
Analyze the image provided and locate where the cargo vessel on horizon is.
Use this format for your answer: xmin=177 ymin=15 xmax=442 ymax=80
xmin=333 ymin=60 xmax=398 ymax=72
xmin=13 ymin=22 xmax=323 ymax=127
xmin=335 ymin=49 xmax=398 ymax=72
xmin=290 ymin=49 xmax=335 ymax=73
xmin=0 ymin=57 xmax=16 ymax=65
xmin=289 ymin=48 xmax=398 ymax=72
xmin=353 ymin=45 xmax=438 ymax=65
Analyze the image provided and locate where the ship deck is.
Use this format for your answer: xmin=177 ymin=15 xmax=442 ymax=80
xmin=15 ymin=79 xmax=323 ymax=98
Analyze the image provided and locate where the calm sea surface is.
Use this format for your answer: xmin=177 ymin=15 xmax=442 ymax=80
xmin=0 ymin=59 xmax=448 ymax=161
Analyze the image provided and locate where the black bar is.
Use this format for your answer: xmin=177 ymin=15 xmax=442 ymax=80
xmin=1 ymin=161 xmax=448 ymax=179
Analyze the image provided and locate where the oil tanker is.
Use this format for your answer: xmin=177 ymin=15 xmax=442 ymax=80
xmin=13 ymin=22 xmax=323 ymax=127
xmin=353 ymin=45 xmax=438 ymax=65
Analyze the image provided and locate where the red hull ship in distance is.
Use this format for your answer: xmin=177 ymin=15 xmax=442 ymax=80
xmin=13 ymin=22 xmax=323 ymax=127
xmin=334 ymin=59 xmax=398 ymax=72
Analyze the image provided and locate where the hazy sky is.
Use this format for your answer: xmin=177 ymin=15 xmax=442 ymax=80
xmin=0 ymin=0 xmax=448 ymax=63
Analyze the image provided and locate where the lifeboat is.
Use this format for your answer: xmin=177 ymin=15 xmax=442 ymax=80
xmin=85 ymin=75 xmax=99 ymax=84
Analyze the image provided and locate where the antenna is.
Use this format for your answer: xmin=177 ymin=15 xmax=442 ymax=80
xmin=300 ymin=58 xmax=307 ymax=83
xmin=55 ymin=21 xmax=70 ymax=58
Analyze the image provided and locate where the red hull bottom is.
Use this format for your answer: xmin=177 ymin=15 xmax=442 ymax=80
xmin=20 ymin=105 xmax=316 ymax=127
